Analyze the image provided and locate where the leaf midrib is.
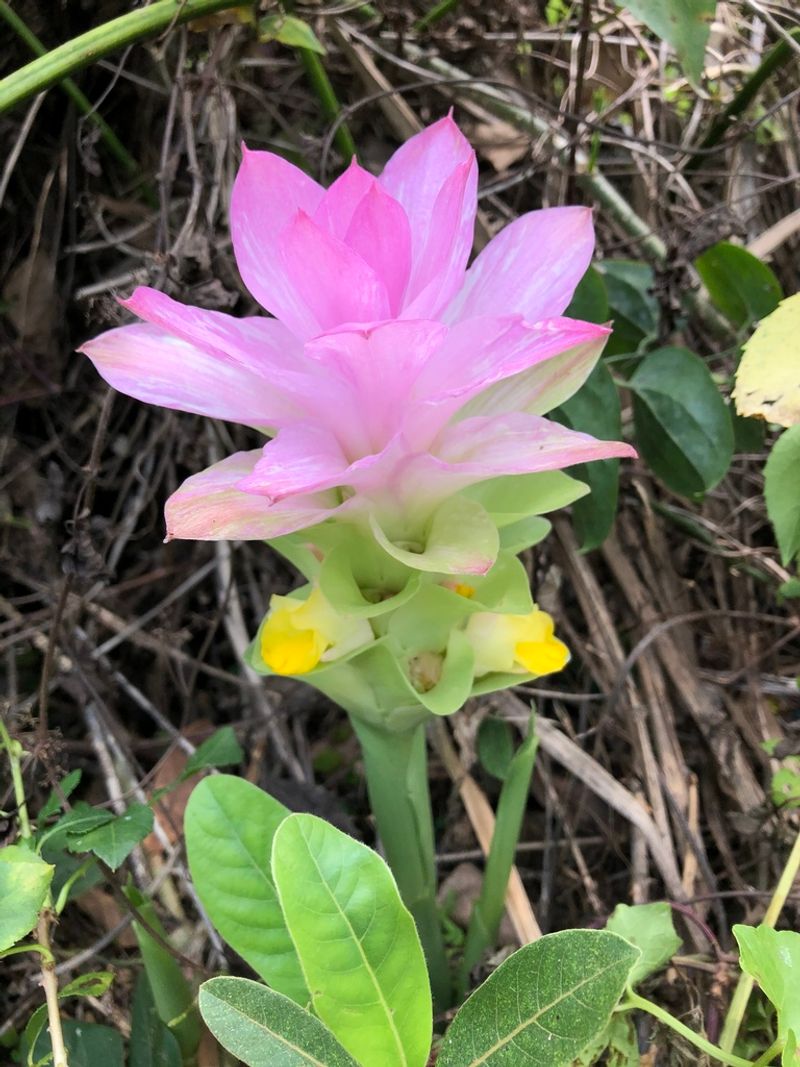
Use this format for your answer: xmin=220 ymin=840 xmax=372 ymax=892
xmin=467 ymin=956 xmax=627 ymax=1066
xmin=205 ymin=994 xmax=331 ymax=1067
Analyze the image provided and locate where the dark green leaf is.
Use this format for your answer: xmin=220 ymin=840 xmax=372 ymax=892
xmin=32 ymin=1020 xmax=125 ymax=1067
xmin=566 ymin=266 xmax=609 ymax=324
xmin=39 ymin=770 xmax=82 ymax=822
xmin=477 ymin=718 xmax=515 ymax=781
xmin=199 ymin=977 xmax=360 ymax=1067
xmin=130 ymin=972 xmax=182 ymax=1067
xmin=438 ymin=929 xmax=640 ymax=1066
xmin=765 ymin=425 xmax=800 ymax=566
xmin=66 ymin=803 xmax=153 ymax=870
xmin=598 ymin=260 xmax=658 ymax=355
xmin=630 ymin=346 xmax=734 ymax=496
xmin=183 ymin=726 xmax=243 ymax=778
xmin=696 ymin=241 xmax=783 ymax=327
xmin=554 ymin=361 xmax=622 ymax=550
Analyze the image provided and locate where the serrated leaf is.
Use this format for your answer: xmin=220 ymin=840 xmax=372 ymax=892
xmin=199 ymin=977 xmax=359 ymax=1067
xmin=553 ymin=361 xmax=622 ymax=550
xmin=272 ymin=813 xmax=432 ymax=1067
xmin=606 ymin=902 xmax=681 ymax=985
xmin=130 ymin=972 xmax=183 ymax=1067
xmin=734 ymin=293 xmax=800 ymax=428
xmin=184 ymin=776 xmax=308 ymax=1004
xmin=0 ymin=846 xmax=53 ymax=951
xmin=630 ymin=346 xmax=734 ymax=497
xmin=258 ymin=14 xmax=325 ymax=54
xmin=183 ymin=725 xmax=243 ymax=777
xmin=437 ymin=929 xmax=639 ymax=1066
xmin=765 ymin=425 xmax=800 ymax=566
xmin=66 ymin=802 xmax=153 ymax=870
xmin=621 ymin=0 xmax=715 ymax=86
xmin=734 ymin=925 xmax=800 ymax=1046
xmin=696 ymin=241 xmax=782 ymax=328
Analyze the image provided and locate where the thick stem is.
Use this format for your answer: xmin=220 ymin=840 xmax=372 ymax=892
xmin=350 ymin=717 xmax=452 ymax=1010
xmin=719 ymin=826 xmax=800 ymax=1052
xmin=37 ymin=913 xmax=69 ymax=1067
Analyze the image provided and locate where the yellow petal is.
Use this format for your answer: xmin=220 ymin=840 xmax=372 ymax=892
xmin=514 ymin=635 xmax=570 ymax=675
xmin=261 ymin=626 xmax=325 ymax=675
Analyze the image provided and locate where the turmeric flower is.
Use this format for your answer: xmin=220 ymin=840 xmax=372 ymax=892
xmin=81 ymin=117 xmax=634 ymax=574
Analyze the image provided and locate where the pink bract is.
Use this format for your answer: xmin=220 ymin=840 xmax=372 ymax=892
xmin=80 ymin=116 xmax=635 ymax=573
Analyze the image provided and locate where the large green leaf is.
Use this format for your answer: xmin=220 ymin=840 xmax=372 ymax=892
xmin=696 ymin=241 xmax=782 ymax=328
xmin=553 ymin=361 xmax=623 ymax=550
xmin=437 ymin=929 xmax=639 ymax=1066
xmin=32 ymin=1021 xmax=125 ymax=1067
xmin=621 ymin=0 xmax=716 ymax=85
xmin=606 ymin=902 xmax=681 ymax=985
xmin=199 ymin=977 xmax=359 ymax=1067
xmin=184 ymin=776 xmax=308 ymax=1004
xmin=764 ymin=425 xmax=800 ymax=566
xmin=734 ymin=925 xmax=800 ymax=1054
xmin=130 ymin=972 xmax=182 ymax=1067
xmin=630 ymin=346 xmax=734 ymax=497
xmin=272 ymin=813 xmax=432 ymax=1067
xmin=598 ymin=260 xmax=658 ymax=356
xmin=64 ymin=801 xmax=153 ymax=870
xmin=0 ymin=845 xmax=53 ymax=951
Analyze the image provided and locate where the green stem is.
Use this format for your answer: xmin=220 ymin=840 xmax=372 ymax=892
xmin=623 ymin=990 xmax=753 ymax=1067
xmin=414 ymin=0 xmax=461 ymax=33
xmin=0 ymin=0 xmax=246 ymax=114
xmin=752 ymin=1037 xmax=783 ymax=1066
xmin=719 ymin=826 xmax=800 ymax=1052
xmin=0 ymin=718 xmax=32 ymax=839
xmin=350 ymin=717 xmax=452 ymax=1010
xmin=0 ymin=0 xmax=142 ymax=183
xmin=295 ymin=47 xmax=356 ymax=161
xmin=686 ymin=27 xmax=800 ymax=173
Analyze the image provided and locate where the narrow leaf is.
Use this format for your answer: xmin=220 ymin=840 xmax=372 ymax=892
xmin=130 ymin=972 xmax=182 ymax=1067
xmin=272 ymin=813 xmax=433 ymax=1067
xmin=258 ymin=14 xmax=326 ymax=54
xmin=199 ymin=977 xmax=359 ymax=1067
xmin=184 ymin=775 xmax=308 ymax=1004
xmin=438 ymin=929 xmax=639 ymax=1066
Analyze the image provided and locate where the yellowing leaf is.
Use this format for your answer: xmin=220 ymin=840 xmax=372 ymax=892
xmin=734 ymin=293 xmax=800 ymax=427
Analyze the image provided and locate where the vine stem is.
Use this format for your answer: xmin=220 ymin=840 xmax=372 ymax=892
xmin=719 ymin=825 xmax=800 ymax=1052
xmin=0 ymin=719 xmax=69 ymax=1067
xmin=622 ymin=990 xmax=754 ymax=1067
xmin=0 ymin=0 xmax=245 ymax=113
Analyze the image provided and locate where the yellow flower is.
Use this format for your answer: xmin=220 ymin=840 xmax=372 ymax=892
xmin=465 ymin=608 xmax=570 ymax=678
xmin=260 ymin=587 xmax=373 ymax=676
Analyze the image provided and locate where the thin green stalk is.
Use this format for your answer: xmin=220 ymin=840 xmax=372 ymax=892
xmin=622 ymin=990 xmax=754 ymax=1067
xmin=458 ymin=715 xmax=538 ymax=993
xmin=350 ymin=717 xmax=452 ymax=1010
xmin=719 ymin=826 xmax=800 ymax=1052
xmin=295 ymin=47 xmax=356 ymax=161
xmin=0 ymin=0 xmax=141 ymax=182
xmin=686 ymin=27 xmax=800 ymax=173
xmin=414 ymin=0 xmax=461 ymax=33
xmin=0 ymin=0 xmax=245 ymax=114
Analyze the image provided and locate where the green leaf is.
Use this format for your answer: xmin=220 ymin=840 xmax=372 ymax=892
xmin=184 ymin=775 xmax=308 ymax=1004
xmin=477 ymin=717 xmax=515 ymax=780
xmin=765 ymin=425 xmax=800 ymax=566
xmin=734 ymin=292 xmax=800 ymax=427
xmin=130 ymin=972 xmax=183 ymax=1067
xmin=734 ymin=925 xmax=800 ymax=1045
xmin=696 ymin=241 xmax=782 ymax=328
xmin=32 ymin=1020 xmax=125 ymax=1067
xmin=257 ymin=14 xmax=326 ymax=54
xmin=770 ymin=765 xmax=800 ymax=809
xmin=125 ymin=886 xmax=202 ymax=1060
xmin=65 ymin=802 xmax=153 ymax=870
xmin=39 ymin=769 xmax=82 ymax=822
xmin=554 ymin=361 xmax=622 ymax=550
xmin=465 ymin=470 xmax=588 ymax=525
xmin=606 ymin=902 xmax=681 ymax=985
xmin=566 ymin=266 xmax=609 ymax=324
xmin=183 ymin=726 xmax=243 ymax=777
xmin=0 ymin=845 xmax=53 ymax=951
xmin=271 ymin=813 xmax=432 ymax=1067
xmin=199 ymin=977 xmax=359 ymax=1067
xmin=630 ymin=346 xmax=734 ymax=496
xmin=598 ymin=260 xmax=658 ymax=355
xmin=574 ymin=1014 xmax=640 ymax=1066
xmin=371 ymin=494 xmax=499 ymax=576
xmin=59 ymin=970 xmax=115 ymax=998
xmin=437 ymin=929 xmax=640 ymax=1066
xmin=621 ymin=0 xmax=715 ymax=86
